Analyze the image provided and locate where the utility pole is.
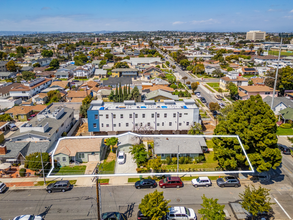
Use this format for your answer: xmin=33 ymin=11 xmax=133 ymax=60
xmin=40 ymin=150 xmax=46 ymax=185
xmin=177 ymin=145 xmax=180 ymax=176
xmin=96 ymin=166 xmax=101 ymax=220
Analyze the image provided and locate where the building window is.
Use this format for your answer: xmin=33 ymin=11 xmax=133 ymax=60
xmin=179 ymin=123 xmax=182 ymax=126
xmin=164 ymin=113 xmax=167 ymax=118
xmin=135 ymin=123 xmax=138 ymax=126
xmin=186 ymin=154 xmax=190 ymax=157
xmin=56 ymin=157 xmax=60 ymax=161
xmin=95 ymin=114 xmax=98 ymax=119
xmin=113 ymin=114 xmax=116 ymax=119
xmin=142 ymin=114 xmax=145 ymax=118
xmin=114 ymin=124 xmax=116 ymax=127
xmin=184 ymin=113 xmax=188 ymax=115
xmin=157 ymin=123 xmax=160 ymax=126
xmin=161 ymin=154 xmax=165 ymax=157
xmin=120 ymin=114 xmax=123 ymax=119
xmin=265 ymin=92 xmax=271 ymax=95
xmin=100 ymin=114 xmax=103 ymax=117
xmin=140 ymin=123 xmax=143 ymax=126
xmin=106 ymin=124 xmax=109 ymax=127
xmin=101 ymin=123 xmax=104 ymax=127
xmin=93 ymin=123 xmax=97 ymax=128
xmin=147 ymin=122 xmax=151 ymax=126
xmin=157 ymin=113 xmax=160 ymax=118
xmin=129 ymin=114 xmax=132 ymax=118
xmin=62 ymin=157 xmax=66 ymax=162
xmin=135 ymin=114 xmax=138 ymax=118
xmin=162 ymin=122 xmax=164 ymax=126
xmin=106 ymin=114 xmax=109 ymax=119
xmin=186 ymin=122 xmax=189 ymax=126
xmin=169 ymin=122 xmax=172 ymax=126
xmin=179 ymin=113 xmax=182 ymax=117
xmin=126 ymin=123 xmax=129 ymax=127
xmin=79 ymin=153 xmax=84 ymax=159
xmin=119 ymin=123 xmax=121 ymax=127
xmin=173 ymin=113 xmax=176 ymax=118
xmin=151 ymin=114 xmax=154 ymax=118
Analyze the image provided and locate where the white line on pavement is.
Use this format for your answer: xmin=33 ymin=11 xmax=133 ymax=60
xmin=274 ymin=198 xmax=292 ymax=219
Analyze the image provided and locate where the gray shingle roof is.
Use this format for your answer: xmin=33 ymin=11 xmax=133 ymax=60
xmin=145 ymin=89 xmax=179 ymax=100
xmin=102 ymin=77 xmax=132 ymax=86
xmin=154 ymin=137 xmax=205 ymax=154
xmin=263 ymin=96 xmax=293 ymax=109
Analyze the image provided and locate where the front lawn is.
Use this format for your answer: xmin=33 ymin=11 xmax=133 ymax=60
xmin=207 ymin=82 xmax=219 ymax=88
xmin=242 ymin=74 xmax=256 ymax=78
xmin=53 ymin=165 xmax=86 ymax=175
xmin=165 ymin=73 xmax=176 ymax=81
xmin=35 ymin=180 xmax=77 ymax=186
xmin=277 ymin=127 xmax=293 ymax=135
xmin=100 ymin=160 xmax=115 ymax=174
xmin=100 ymin=78 xmax=108 ymax=81
xmin=98 ymin=179 xmax=109 ymax=183
xmin=269 ymin=51 xmax=293 ymax=56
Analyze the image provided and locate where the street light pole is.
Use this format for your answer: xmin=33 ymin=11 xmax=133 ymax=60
xmin=40 ymin=150 xmax=46 ymax=185
xmin=270 ymin=37 xmax=283 ymax=110
xmin=177 ymin=145 xmax=179 ymax=176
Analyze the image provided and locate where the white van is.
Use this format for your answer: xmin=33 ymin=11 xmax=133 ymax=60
xmin=167 ymin=206 xmax=197 ymax=220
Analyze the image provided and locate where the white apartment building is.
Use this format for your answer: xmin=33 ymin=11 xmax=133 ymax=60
xmin=88 ymin=99 xmax=200 ymax=133
xmin=246 ymin=30 xmax=266 ymax=41
xmin=73 ymin=64 xmax=95 ymax=78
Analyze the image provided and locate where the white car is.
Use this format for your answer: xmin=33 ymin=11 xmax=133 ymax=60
xmin=117 ymin=151 xmax=126 ymax=164
xmin=191 ymin=177 xmax=212 ymax=187
xmin=13 ymin=215 xmax=43 ymax=220
xmin=168 ymin=206 xmax=197 ymax=220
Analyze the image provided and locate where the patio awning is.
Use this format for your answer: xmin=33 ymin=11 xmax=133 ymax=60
xmin=0 ymin=163 xmax=11 ymax=170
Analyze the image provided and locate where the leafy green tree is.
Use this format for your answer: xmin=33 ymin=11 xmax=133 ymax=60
xmin=179 ymin=59 xmax=191 ymax=69
xmin=80 ymin=95 xmax=93 ymax=118
xmin=104 ymin=53 xmax=114 ymax=61
xmin=139 ymin=190 xmax=170 ymax=220
xmin=213 ymin=95 xmax=282 ymax=172
xmin=239 ymin=185 xmax=274 ymax=220
xmin=98 ymin=60 xmax=107 ymax=68
xmin=128 ymin=86 xmax=140 ymax=102
xmin=209 ymin=102 xmax=220 ymax=111
xmin=130 ymin=144 xmax=148 ymax=166
xmin=114 ymin=62 xmax=129 ymax=69
xmin=147 ymin=156 xmax=162 ymax=172
xmin=248 ymin=80 xmax=253 ymax=86
xmin=182 ymin=76 xmax=188 ymax=84
xmin=249 ymin=43 xmax=254 ymax=51
xmin=191 ymin=82 xmax=198 ymax=92
xmin=188 ymin=123 xmax=203 ymax=135
xmin=6 ymin=60 xmax=21 ymax=72
xmin=22 ymin=71 xmax=35 ymax=81
xmin=212 ymin=69 xmax=223 ymax=78
xmin=33 ymin=62 xmax=41 ymax=67
xmin=47 ymin=90 xmax=61 ymax=104
xmin=16 ymin=46 xmax=27 ymax=54
xmin=192 ymin=64 xmax=205 ymax=74
xmin=25 ymin=152 xmax=51 ymax=171
xmin=74 ymin=53 xmax=88 ymax=66
xmin=105 ymin=137 xmax=118 ymax=152
xmin=49 ymin=59 xmax=59 ymax=70
xmin=0 ymin=51 xmax=8 ymax=60
xmin=41 ymin=50 xmax=53 ymax=57
xmin=198 ymin=194 xmax=225 ymax=220
xmin=108 ymin=90 xmax=115 ymax=101
xmin=0 ymin=114 xmax=13 ymax=122
xmin=226 ymin=82 xmax=238 ymax=99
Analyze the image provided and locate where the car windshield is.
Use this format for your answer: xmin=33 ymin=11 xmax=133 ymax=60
xmin=196 ymin=178 xmax=200 ymax=182
xmin=118 ymin=155 xmax=124 ymax=159
xmin=185 ymin=207 xmax=190 ymax=216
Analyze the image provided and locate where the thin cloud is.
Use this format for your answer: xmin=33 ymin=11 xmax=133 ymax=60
xmin=290 ymin=9 xmax=293 ymax=13
xmin=172 ymin=21 xmax=184 ymax=25
xmin=41 ymin=7 xmax=51 ymax=10
xmin=268 ymin=9 xmax=274 ymax=11
xmin=192 ymin=18 xmax=219 ymax=24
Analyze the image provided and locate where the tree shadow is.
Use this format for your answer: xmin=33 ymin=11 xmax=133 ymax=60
xmin=38 ymin=204 xmax=52 ymax=218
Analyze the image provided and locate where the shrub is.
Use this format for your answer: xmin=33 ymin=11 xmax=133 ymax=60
xmin=280 ymin=123 xmax=292 ymax=129
xmin=166 ymin=156 xmax=172 ymax=165
xmin=179 ymin=157 xmax=185 ymax=164
xmin=186 ymin=81 xmax=190 ymax=85
xmin=184 ymin=156 xmax=191 ymax=164
xmin=19 ymin=168 xmax=26 ymax=177
xmin=172 ymin=157 xmax=177 ymax=165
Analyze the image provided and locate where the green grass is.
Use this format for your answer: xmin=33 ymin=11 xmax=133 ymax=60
xmin=181 ymin=176 xmax=222 ymax=181
xmin=35 ymin=180 xmax=77 ymax=186
xmin=165 ymin=73 xmax=176 ymax=81
xmin=98 ymin=179 xmax=109 ymax=183
xmin=206 ymin=140 xmax=214 ymax=149
xmin=53 ymin=165 xmax=86 ymax=175
xmin=100 ymin=160 xmax=116 ymax=174
xmin=196 ymin=99 xmax=205 ymax=107
xmin=100 ymin=78 xmax=108 ymax=81
xmin=277 ymin=127 xmax=293 ymax=135
xmin=204 ymin=85 xmax=215 ymax=93
xmin=269 ymin=51 xmax=293 ymax=56
xmin=242 ymin=74 xmax=257 ymax=78
xmin=207 ymin=83 xmax=219 ymax=88
xmin=128 ymin=178 xmax=141 ymax=183
xmin=200 ymin=110 xmax=209 ymax=118
xmin=196 ymin=74 xmax=214 ymax=79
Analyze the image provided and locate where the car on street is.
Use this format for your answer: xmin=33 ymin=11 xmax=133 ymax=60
xmin=279 ymin=145 xmax=291 ymax=155
xmin=216 ymin=176 xmax=241 ymax=188
xmin=13 ymin=215 xmax=43 ymax=220
xmin=117 ymin=151 xmax=126 ymax=164
xmin=137 ymin=210 xmax=151 ymax=220
xmin=215 ymin=95 xmax=222 ymax=100
xmin=195 ymin=92 xmax=201 ymax=97
xmin=102 ymin=212 xmax=127 ymax=220
xmin=191 ymin=177 xmax=212 ymax=187
xmin=0 ymin=183 xmax=7 ymax=193
xmin=168 ymin=206 xmax=197 ymax=220
xmin=159 ymin=177 xmax=183 ymax=188
xmin=46 ymin=180 xmax=72 ymax=193
xmin=9 ymin=123 xmax=18 ymax=131
xmin=200 ymin=97 xmax=206 ymax=103
xmin=72 ymin=80 xmax=80 ymax=82
xmin=135 ymin=179 xmax=157 ymax=189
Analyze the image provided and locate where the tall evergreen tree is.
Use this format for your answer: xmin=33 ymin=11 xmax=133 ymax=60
xmin=128 ymin=84 xmax=131 ymax=95
xmin=123 ymin=85 xmax=128 ymax=100
xmin=119 ymin=83 xmax=122 ymax=102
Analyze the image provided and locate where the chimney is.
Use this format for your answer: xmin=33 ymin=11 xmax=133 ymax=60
xmin=0 ymin=145 xmax=7 ymax=155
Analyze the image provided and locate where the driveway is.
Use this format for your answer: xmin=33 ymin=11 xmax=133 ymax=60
xmin=4 ymin=121 xmax=26 ymax=139
xmin=114 ymin=153 xmax=137 ymax=174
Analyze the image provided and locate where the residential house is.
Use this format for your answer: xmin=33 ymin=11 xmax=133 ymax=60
xmin=151 ymin=78 xmax=169 ymax=86
xmin=122 ymin=57 xmax=162 ymax=69
xmin=117 ymin=133 xmax=140 ymax=153
xmin=67 ymin=90 xmax=89 ymax=102
xmin=263 ymin=96 xmax=293 ymax=115
xmin=32 ymin=93 xmax=48 ymax=105
xmin=241 ymin=67 xmax=258 ymax=75
xmin=95 ymin=69 xmax=107 ymax=78
xmin=80 ymin=81 xmax=98 ymax=91
xmin=33 ymin=66 xmax=48 ymax=74
xmin=31 ymin=58 xmax=51 ymax=67
xmin=73 ymin=64 xmax=94 ymax=79
xmin=91 ymin=86 xmax=111 ymax=98
xmin=252 ymin=55 xmax=280 ymax=64
xmin=142 ymin=84 xmax=174 ymax=93
xmin=101 ymin=77 xmax=132 ymax=88
xmin=238 ymin=86 xmax=278 ymax=100
xmin=286 ymin=93 xmax=293 ymax=100
xmin=0 ymin=61 xmax=8 ymax=72
xmin=55 ymin=65 xmax=75 ymax=79
xmin=8 ymin=106 xmax=76 ymax=148
xmin=50 ymin=81 xmax=69 ymax=90
xmin=255 ymin=67 xmax=271 ymax=76
xmin=153 ymin=137 xmax=205 ymax=159
xmin=87 ymin=99 xmax=200 ymax=134
xmin=0 ymin=72 xmax=17 ymax=80
xmin=5 ymin=105 xmax=47 ymax=121
xmin=142 ymin=66 xmax=162 ymax=79
xmin=219 ymin=72 xmax=248 ymax=90
xmin=112 ymin=68 xmax=139 ymax=78
xmin=0 ymin=82 xmax=21 ymax=99
xmin=20 ymin=66 xmax=34 ymax=72
xmin=0 ymin=98 xmax=22 ymax=109
xmin=279 ymin=108 xmax=293 ymax=123
xmin=36 ymin=71 xmax=54 ymax=78
xmin=251 ymin=77 xmax=265 ymax=86
xmin=0 ymin=122 xmax=10 ymax=132
xmin=9 ymin=78 xmax=52 ymax=100
xmin=145 ymin=89 xmax=179 ymax=101
xmin=54 ymin=138 xmax=107 ymax=166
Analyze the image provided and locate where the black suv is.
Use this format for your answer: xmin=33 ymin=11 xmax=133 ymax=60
xmin=46 ymin=180 xmax=72 ymax=193
xmin=279 ymin=145 xmax=291 ymax=155
xmin=200 ymin=97 xmax=207 ymax=103
xmin=135 ymin=179 xmax=157 ymax=189
xmin=216 ymin=176 xmax=241 ymax=188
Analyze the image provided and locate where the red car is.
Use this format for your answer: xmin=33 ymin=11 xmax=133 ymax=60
xmin=159 ymin=177 xmax=183 ymax=188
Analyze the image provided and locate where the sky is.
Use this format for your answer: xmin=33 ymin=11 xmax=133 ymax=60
xmin=0 ymin=0 xmax=293 ymax=32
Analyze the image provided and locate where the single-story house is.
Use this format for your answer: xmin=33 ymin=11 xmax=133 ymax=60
xmin=145 ymin=89 xmax=179 ymax=101
xmin=95 ymin=69 xmax=107 ymax=78
xmin=142 ymin=66 xmax=162 ymax=79
xmin=32 ymin=93 xmax=48 ymax=104
xmin=263 ymin=96 xmax=293 ymax=115
xmin=241 ymin=67 xmax=258 ymax=75
xmin=67 ymin=90 xmax=89 ymax=102
xmin=54 ymin=138 xmax=107 ymax=167
xmin=279 ymin=108 xmax=293 ymax=122
xmin=117 ymin=133 xmax=140 ymax=153
xmin=5 ymin=105 xmax=47 ymax=121
xmin=0 ymin=72 xmax=17 ymax=80
xmin=36 ymin=71 xmax=54 ymax=78
xmin=153 ymin=137 xmax=206 ymax=159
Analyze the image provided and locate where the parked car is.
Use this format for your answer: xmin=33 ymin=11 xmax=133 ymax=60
xmin=215 ymin=95 xmax=222 ymax=100
xmin=137 ymin=210 xmax=151 ymax=220
xmin=159 ymin=177 xmax=183 ymax=188
xmin=46 ymin=180 xmax=72 ymax=193
xmin=279 ymin=145 xmax=291 ymax=155
xmin=72 ymin=80 xmax=80 ymax=82
xmin=117 ymin=151 xmax=126 ymax=164
xmin=53 ymin=79 xmax=61 ymax=82
xmin=13 ymin=215 xmax=43 ymax=220
xmin=191 ymin=177 xmax=212 ymax=187
xmin=135 ymin=179 xmax=157 ymax=189
xmin=200 ymin=97 xmax=206 ymax=103
xmin=0 ymin=183 xmax=7 ymax=193
xmin=168 ymin=206 xmax=197 ymax=220
xmin=102 ymin=212 xmax=127 ymax=220
xmin=9 ymin=123 xmax=18 ymax=131
xmin=195 ymin=92 xmax=201 ymax=98
xmin=216 ymin=176 xmax=241 ymax=188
